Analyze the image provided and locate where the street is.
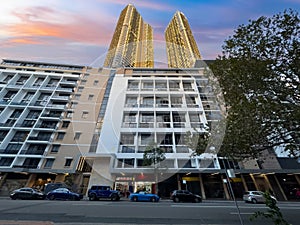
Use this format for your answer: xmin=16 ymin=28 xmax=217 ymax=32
xmin=0 ymin=198 xmax=299 ymax=225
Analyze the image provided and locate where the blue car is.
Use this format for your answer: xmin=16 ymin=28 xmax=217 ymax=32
xmin=46 ymin=188 xmax=83 ymax=201
xmin=129 ymin=191 xmax=160 ymax=202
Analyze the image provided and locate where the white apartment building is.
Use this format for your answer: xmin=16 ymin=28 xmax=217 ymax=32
xmin=88 ymin=67 xmax=224 ymax=196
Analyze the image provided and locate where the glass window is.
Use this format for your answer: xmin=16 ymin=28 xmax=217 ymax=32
xmin=74 ymin=132 xmax=81 ymax=140
xmin=56 ymin=133 xmax=65 ymax=140
xmin=82 ymin=111 xmax=88 ymax=119
xmin=64 ymin=158 xmax=73 ymax=167
xmin=51 ymin=145 xmax=60 ymax=153
xmin=88 ymin=94 xmax=94 ymax=100
xmin=44 ymin=159 xmax=54 ymax=168
xmin=93 ymin=80 xmax=99 ymax=86
xmin=62 ymin=121 xmax=70 ymax=128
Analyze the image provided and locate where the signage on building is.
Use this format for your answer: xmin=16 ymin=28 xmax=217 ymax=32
xmin=182 ymin=176 xmax=200 ymax=181
xmin=116 ymin=177 xmax=134 ymax=181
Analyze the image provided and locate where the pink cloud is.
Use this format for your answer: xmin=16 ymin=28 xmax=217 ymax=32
xmin=4 ymin=6 xmax=115 ymax=47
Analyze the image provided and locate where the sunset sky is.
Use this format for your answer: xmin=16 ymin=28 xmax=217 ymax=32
xmin=1 ymin=0 xmax=299 ymax=67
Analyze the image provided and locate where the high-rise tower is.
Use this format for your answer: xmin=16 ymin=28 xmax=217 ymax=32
xmin=104 ymin=4 xmax=154 ymax=68
xmin=165 ymin=11 xmax=202 ymax=68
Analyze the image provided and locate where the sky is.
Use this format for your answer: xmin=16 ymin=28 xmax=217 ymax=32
xmin=1 ymin=0 xmax=299 ymax=67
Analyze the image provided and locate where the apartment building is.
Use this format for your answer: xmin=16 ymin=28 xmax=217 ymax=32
xmin=0 ymin=59 xmax=110 ymax=195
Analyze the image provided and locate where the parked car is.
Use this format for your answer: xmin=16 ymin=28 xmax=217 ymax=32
xmin=170 ymin=190 xmax=202 ymax=203
xmin=10 ymin=187 xmax=45 ymax=200
xmin=46 ymin=188 xmax=83 ymax=201
xmin=129 ymin=191 xmax=160 ymax=202
xmin=88 ymin=185 xmax=121 ymax=201
xmin=243 ymin=191 xmax=277 ymax=204
xmin=43 ymin=182 xmax=69 ymax=194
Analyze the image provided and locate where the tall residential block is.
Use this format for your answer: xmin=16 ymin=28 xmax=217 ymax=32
xmin=165 ymin=11 xmax=202 ymax=68
xmin=103 ymin=4 xmax=154 ymax=68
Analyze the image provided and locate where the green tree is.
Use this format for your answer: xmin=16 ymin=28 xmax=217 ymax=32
xmin=250 ymin=192 xmax=291 ymax=225
xmin=142 ymin=143 xmax=166 ymax=194
xmin=210 ymin=9 xmax=300 ymax=160
xmin=184 ymin=128 xmax=210 ymax=156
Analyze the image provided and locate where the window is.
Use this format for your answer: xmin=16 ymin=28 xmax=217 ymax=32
xmin=74 ymin=132 xmax=81 ymax=140
xmin=33 ymin=77 xmax=44 ymax=86
xmin=56 ymin=132 xmax=65 ymax=140
xmin=66 ymin=112 xmax=73 ymax=118
xmin=82 ymin=111 xmax=88 ymax=119
xmin=64 ymin=158 xmax=73 ymax=167
xmin=88 ymin=94 xmax=94 ymax=100
xmin=0 ymin=157 xmax=13 ymax=166
xmin=16 ymin=76 xmax=29 ymax=85
xmin=78 ymin=87 xmax=84 ymax=92
xmin=3 ymin=91 xmax=17 ymax=102
xmin=44 ymin=159 xmax=54 ymax=168
xmin=62 ymin=121 xmax=70 ymax=128
xmin=21 ymin=92 xmax=34 ymax=104
xmin=74 ymin=94 xmax=81 ymax=100
xmin=120 ymin=133 xmax=135 ymax=145
xmin=140 ymin=133 xmax=154 ymax=145
xmin=51 ymin=145 xmax=60 ymax=153
xmin=0 ymin=131 xmax=8 ymax=141
xmin=27 ymin=110 xmax=41 ymax=119
xmin=81 ymin=80 xmax=87 ymax=85
xmin=93 ymin=80 xmax=99 ymax=86
xmin=71 ymin=102 xmax=78 ymax=109
xmin=12 ymin=131 xmax=29 ymax=142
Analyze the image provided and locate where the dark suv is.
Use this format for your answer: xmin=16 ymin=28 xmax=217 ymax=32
xmin=171 ymin=190 xmax=202 ymax=203
xmin=88 ymin=185 xmax=121 ymax=201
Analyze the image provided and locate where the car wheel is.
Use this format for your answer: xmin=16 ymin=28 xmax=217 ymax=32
xmin=133 ymin=196 xmax=138 ymax=202
xmin=89 ymin=194 xmax=97 ymax=201
xmin=194 ymin=198 xmax=201 ymax=203
xmin=49 ymin=195 xmax=55 ymax=200
xmin=251 ymin=198 xmax=258 ymax=204
xmin=111 ymin=194 xmax=118 ymax=201
xmin=174 ymin=197 xmax=180 ymax=203
xmin=150 ymin=197 xmax=156 ymax=202
xmin=11 ymin=196 xmax=17 ymax=200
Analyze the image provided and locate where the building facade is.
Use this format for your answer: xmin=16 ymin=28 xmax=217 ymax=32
xmin=103 ymin=4 xmax=154 ymax=68
xmin=0 ymin=59 xmax=110 ymax=195
xmin=0 ymin=4 xmax=299 ymax=201
xmin=165 ymin=11 xmax=202 ymax=68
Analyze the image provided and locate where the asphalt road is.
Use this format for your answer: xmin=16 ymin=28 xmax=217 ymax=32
xmin=0 ymin=198 xmax=299 ymax=225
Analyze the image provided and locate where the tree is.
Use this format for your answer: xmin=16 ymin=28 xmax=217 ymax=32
xmin=184 ymin=128 xmax=210 ymax=156
xmin=210 ymin=9 xmax=300 ymax=160
xmin=142 ymin=143 xmax=166 ymax=195
xmin=250 ymin=192 xmax=291 ymax=225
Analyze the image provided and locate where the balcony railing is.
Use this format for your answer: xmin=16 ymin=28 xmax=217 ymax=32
xmin=0 ymin=149 xmax=20 ymax=154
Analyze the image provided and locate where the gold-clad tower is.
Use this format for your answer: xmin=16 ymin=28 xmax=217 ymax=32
xmin=104 ymin=4 xmax=154 ymax=68
xmin=165 ymin=11 xmax=202 ymax=68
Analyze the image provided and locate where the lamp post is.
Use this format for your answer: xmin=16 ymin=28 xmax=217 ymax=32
xmin=209 ymin=146 xmax=244 ymax=225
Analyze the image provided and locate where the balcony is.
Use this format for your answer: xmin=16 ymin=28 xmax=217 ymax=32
xmin=19 ymin=150 xmax=45 ymax=155
xmin=27 ymin=136 xmax=52 ymax=142
xmin=0 ymin=149 xmax=20 ymax=154
xmin=119 ymin=146 xmax=135 ymax=153
xmin=51 ymin=95 xmax=70 ymax=101
xmin=60 ymin=80 xmax=78 ymax=86
xmin=122 ymin=122 xmax=137 ymax=128
xmin=139 ymin=122 xmax=154 ymax=128
xmin=12 ymin=165 xmax=38 ymax=169
xmin=156 ymin=122 xmax=171 ymax=128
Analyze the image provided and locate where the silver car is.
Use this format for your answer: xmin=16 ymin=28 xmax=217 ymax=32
xmin=243 ymin=191 xmax=277 ymax=204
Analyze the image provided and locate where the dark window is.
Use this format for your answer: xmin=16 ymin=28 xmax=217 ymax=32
xmin=64 ymin=158 xmax=72 ymax=167
xmin=44 ymin=159 xmax=54 ymax=168
xmin=0 ymin=157 xmax=13 ymax=166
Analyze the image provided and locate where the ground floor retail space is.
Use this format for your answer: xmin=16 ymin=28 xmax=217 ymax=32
xmin=113 ymin=172 xmax=300 ymax=201
xmin=1 ymin=171 xmax=300 ymax=201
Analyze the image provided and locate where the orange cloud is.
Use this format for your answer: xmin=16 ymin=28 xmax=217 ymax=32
xmin=4 ymin=6 xmax=115 ymax=47
xmin=9 ymin=38 xmax=41 ymax=45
